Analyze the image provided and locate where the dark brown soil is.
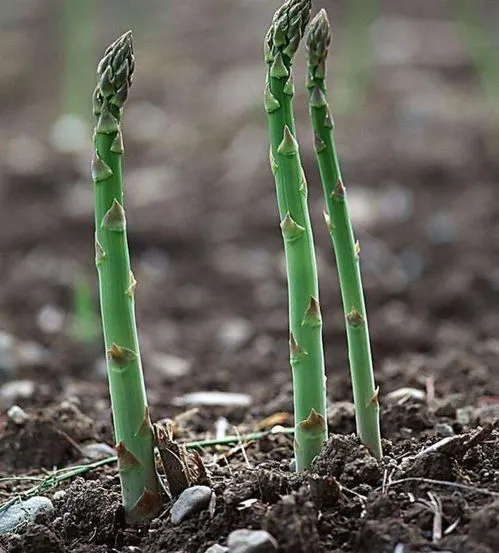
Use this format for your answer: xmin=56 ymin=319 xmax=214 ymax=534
xmin=1 ymin=1 xmax=499 ymax=552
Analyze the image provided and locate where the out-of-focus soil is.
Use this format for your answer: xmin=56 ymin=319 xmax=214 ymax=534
xmin=0 ymin=1 xmax=499 ymax=551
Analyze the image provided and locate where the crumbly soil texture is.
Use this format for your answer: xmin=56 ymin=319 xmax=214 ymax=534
xmin=1 ymin=1 xmax=499 ymax=552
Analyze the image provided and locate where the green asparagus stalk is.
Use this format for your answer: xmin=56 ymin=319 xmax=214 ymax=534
xmin=306 ymin=10 xmax=382 ymax=459
xmin=264 ymin=0 xmax=328 ymax=471
xmin=91 ymin=32 xmax=162 ymax=519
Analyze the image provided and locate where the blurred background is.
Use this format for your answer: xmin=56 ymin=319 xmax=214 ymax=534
xmin=0 ymin=0 xmax=499 ymax=420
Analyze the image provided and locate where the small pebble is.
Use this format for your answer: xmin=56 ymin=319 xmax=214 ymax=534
xmin=424 ymin=211 xmax=457 ymax=245
xmin=217 ymin=318 xmax=253 ymax=350
xmin=81 ymin=442 xmax=116 ymax=460
xmin=385 ymin=387 xmax=426 ymax=403
xmin=36 ymin=304 xmax=65 ymax=334
xmin=49 ymin=113 xmax=89 ymax=154
xmin=227 ymin=529 xmax=278 ymax=553
xmin=149 ymin=352 xmax=191 ymax=380
xmin=170 ymin=486 xmax=213 ymax=526
xmin=204 ymin=545 xmax=229 ymax=553
xmin=0 ymin=380 xmax=36 ymax=404
xmin=435 ymin=423 xmax=455 ymax=437
xmin=0 ymin=497 xmax=54 ymax=534
xmin=6 ymin=405 xmax=30 ymax=425
xmin=0 ymin=331 xmax=17 ymax=381
xmin=173 ymin=391 xmax=252 ymax=407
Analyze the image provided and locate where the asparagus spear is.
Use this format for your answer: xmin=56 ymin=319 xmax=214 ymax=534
xmin=265 ymin=0 xmax=328 ymax=471
xmin=91 ymin=32 xmax=162 ymax=519
xmin=306 ymin=11 xmax=382 ymax=459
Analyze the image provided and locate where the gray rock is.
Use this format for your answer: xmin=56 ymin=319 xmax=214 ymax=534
xmin=6 ymin=405 xmax=30 ymax=425
xmin=217 ymin=318 xmax=252 ymax=350
xmin=149 ymin=352 xmax=191 ymax=380
xmin=81 ymin=442 xmax=116 ymax=460
xmin=170 ymin=485 xmax=213 ymax=526
xmin=204 ymin=545 xmax=229 ymax=553
xmin=435 ymin=423 xmax=455 ymax=437
xmin=227 ymin=529 xmax=277 ymax=553
xmin=0 ymin=331 xmax=17 ymax=381
xmin=0 ymin=497 xmax=54 ymax=534
xmin=0 ymin=380 xmax=36 ymax=405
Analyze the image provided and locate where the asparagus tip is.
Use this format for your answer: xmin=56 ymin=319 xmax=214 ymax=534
xmin=96 ymin=31 xmax=135 ymax=107
xmin=267 ymin=0 xmax=312 ymax=61
xmin=306 ymin=9 xmax=331 ymax=76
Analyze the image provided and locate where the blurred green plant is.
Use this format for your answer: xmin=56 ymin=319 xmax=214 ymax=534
xmin=264 ymin=0 xmax=328 ymax=471
xmin=453 ymin=0 xmax=499 ymax=119
xmin=306 ymin=10 xmax=382 ymax=459
xmin=92 ymin=32 xmax=162 ymax=520
xmin=69 ymin=274 xmax=99 ymax=345
xmin=333 ymin=0 xmax=379 ymax=114
xmin=61 ymin=0 xmax=95 ymax=121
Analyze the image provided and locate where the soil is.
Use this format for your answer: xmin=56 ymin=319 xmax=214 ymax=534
xmin=1 ymin=1 xmax=499 ymax=552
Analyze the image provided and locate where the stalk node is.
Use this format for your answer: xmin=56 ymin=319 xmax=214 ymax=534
xmin=129 ymin=488 xmax=163 ymax=521
xmin=368 ymin=387 xmax=380 ymax=408
xmin=278 ymin=125 xmax=299 ymax=156
xmin=269 ymin=148 xmax=279 ymax=175
xmin=92 ymin=152 xmax=113 ymax=182
xmin=302 ymin=297 xmax=322 ymax=328
xmin=310 ymin=86 xmax=327 ymax=108
xmin=270 ymin=52 xmax=289 ymax=79
xmin=96 ymin=107 xmax=120 ymax=135
xmin=110 ymin=130 xmax=124 ymax=154
xmin=323 ymin=210 xmax=334 ymax=232
xmin=314 ymin=132 xmax=327 ymax=153
xmin=126 ymin=270 xmax=137 ymax=297
xmin=354 ymin=240 xmax=360 ymax=260
xmin=116 ymin=441 xmax=141 ymax=471
xmin=95 ymin=238 xmax=106 ymax=266
xmin=297 ymin=408 xmax=326 ymax=435
xmin=136 ymin=406 xmax=153 ymax=438
xmin=289 ymin=333 xmax=307 ymax=362
xmin=346 ymin=308 xmax=364 ymax=327
xmin=107 ymin=343 xmax=138 ymax=368
xmin=324 ymin=108 xmax=334 ymax=129
xmin=280 ymin=212 xmax=305 ymax=242
xmin=264 ymin=83 xmax=281 ymax=113
xmin=283 ymin=74 xmax=295 ymax=96
xmin=101 ymin=199 xmax=126 ymax=232
xmin=333 ymin=178 xmax=346 ymax=199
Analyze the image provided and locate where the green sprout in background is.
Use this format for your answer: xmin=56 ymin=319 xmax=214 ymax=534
xmin=264 ymin=0 xmax=328 ymax=471
xmin=453 ymin=0 xmax=499 ymax=121
xmin=91 ymin=31 xmax=162 ymax=519
xmin=333 ymin=0 xmax=379 ymax=115
xmin=306 ymin=10 xmax=382 ymax=459
xmin=69 ymin=274 xmax=99 ymax=345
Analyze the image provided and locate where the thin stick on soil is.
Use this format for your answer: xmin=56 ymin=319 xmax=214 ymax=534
xmin=92 ymin=32 xmax=161 ymax=520
xmin=0 ymin=427 xmax=295 ymax=513
xmin=305 ymin=10 xmax=382 ymax=459
xmin=383 ymin=477 xmax=499 ymax=498
xmin=264 ymin=0 xmax=328 ymax=471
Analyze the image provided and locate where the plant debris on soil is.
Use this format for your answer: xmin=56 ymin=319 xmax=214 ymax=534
xmin=1 ymin=1 xmax=499 ymax=552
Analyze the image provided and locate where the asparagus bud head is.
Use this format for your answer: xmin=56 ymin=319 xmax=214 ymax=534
xmin=306 ymin=10 xmax=331 ymax=82
xmin=95 ymin=31 xmax=134 ymax=112
xmin=265 ymin=0 xmax=312 ymax=62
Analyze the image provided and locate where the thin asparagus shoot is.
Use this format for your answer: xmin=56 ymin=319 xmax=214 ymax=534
xmin=91 ymin=32 xmax=162 ymax=519
xmin=306 ymin=10 xmax=382 ymax=459
xmin=264 ymin=0 xmax=328 ymax=471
